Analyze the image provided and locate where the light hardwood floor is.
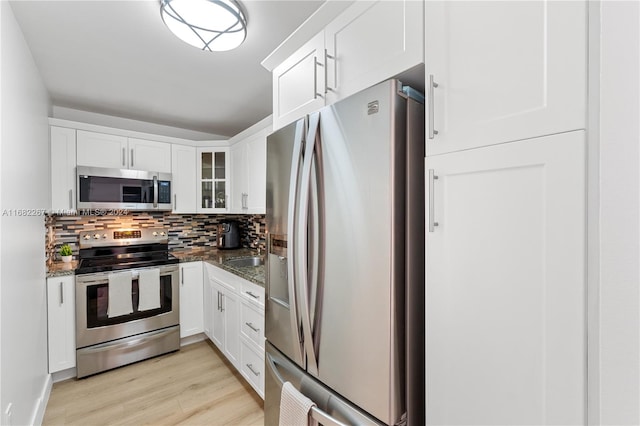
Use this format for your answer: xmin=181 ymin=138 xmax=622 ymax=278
xmin=43 ymin=340 xmax=264 ymax=426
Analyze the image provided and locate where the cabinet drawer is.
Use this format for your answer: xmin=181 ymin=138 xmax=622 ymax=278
xmin=240 ymin=337 xmax=265 ymax=398
xmin=240 ymin=301 xmax=264 ymax=349
xmin=240 ymin=280 xmax=264 ymax=308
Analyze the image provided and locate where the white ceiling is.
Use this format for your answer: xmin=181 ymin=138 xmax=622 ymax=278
xmin=9 ymin=0 xmax=324 ymax=139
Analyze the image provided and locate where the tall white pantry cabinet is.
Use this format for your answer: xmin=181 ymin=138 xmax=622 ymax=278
xmin=424 ymin=1 xmax=587 ymax=425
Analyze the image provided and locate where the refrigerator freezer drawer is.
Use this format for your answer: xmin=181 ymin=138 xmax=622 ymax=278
xmin=265 ymin=342 xmax=384 ymax=426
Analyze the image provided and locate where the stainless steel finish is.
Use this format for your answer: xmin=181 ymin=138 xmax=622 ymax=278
xmin=224 ymin=256 xmax=264 ymax=268
xmin=60 ymin=282 xmax=64 ymax=304
xmin=297 ymin=111 xmax=319 ymax=375
xmin=78 ymin=227 xmax=169 ymax=249
xmin=245 ymin=290 xmax=259 ymax=299
xmin=76 ymin=166 xmax=172 ymax=211
xmin=324 ymin=49 xmax=335 ymax=93
xmin=130 ymin=148 xmax=134 ymax=168
xmin=217 ymin=291 xmax=221 ymax=311
xmin=122 ymin=148 xmax=125 ymax=166
xmin=181 ymin=267 xmax=184 ymax=285
xmin=245 ymin=322 xmax=260 ymax=332
xmin=428 ymin=169 xmax=439 ymax=232
xmin=313 ymin=57 xmax=323 ymax=99
xmin=429 ymin=74 xmax=439 ymax=139
xmin=246 ymin=363 xmax=260 ymax=376
xmin=266 ymin=119 xmax=305 ymax=368
xmin=266 ymin=80 xmax=422 ymax=425
xmin=153 ymin=175 xmax=158 ymax=208
xmin=76 ymin=325 xmax=179 ymax=378
xmin=220 ymin=293 xmax=225 ymax=312
xmin=75 ymin=264 xmax=179 ymax=348
xmin=265 ymin=343 xmax=383 ymax=426
xmin=68 ymin=189 xmax=73 ymax=209
xmin=174 ymin=194 xmax=177 ymax=210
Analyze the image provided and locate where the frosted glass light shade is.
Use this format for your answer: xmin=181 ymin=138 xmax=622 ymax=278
xmin=160 ymin=0 xmax=247 ymax=52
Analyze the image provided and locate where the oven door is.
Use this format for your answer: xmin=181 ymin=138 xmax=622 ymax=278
xmin=75 ymin=264 xmax=179 ymax=349
xmin=77 ymin=166 xmax=172 ymax=211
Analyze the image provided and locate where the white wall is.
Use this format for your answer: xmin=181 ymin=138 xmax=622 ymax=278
xmin=1 ymin=2 xmax=52 ymax=425
xmin=598 ymin=1 xmax=640 ymax=424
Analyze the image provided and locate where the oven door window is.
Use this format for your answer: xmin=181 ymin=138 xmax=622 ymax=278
xmin=86 ymin=275 xmax=172 ymax=328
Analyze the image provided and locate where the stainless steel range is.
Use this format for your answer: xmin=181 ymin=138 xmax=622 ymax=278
xmin=75 ymin=228 xmax=180 ymax=378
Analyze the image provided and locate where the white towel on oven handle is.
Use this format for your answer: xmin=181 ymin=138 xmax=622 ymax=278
xmin=138 ymin=268 xmax=161 ymax=311
xmin=107 ymin=271 xmax=133 ymax=318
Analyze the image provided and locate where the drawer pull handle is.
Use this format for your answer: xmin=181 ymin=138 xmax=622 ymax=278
xmin=246 ymin=291 xmax=259 ymax=299
xmin=246 ymin=363 xmax=260 ymax=377
xmin=245 ymin=322 xmax=260 ymax=332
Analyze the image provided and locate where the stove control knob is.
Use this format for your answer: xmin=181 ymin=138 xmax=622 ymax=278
xmin=152 ymin=231 xmax=158 ymax=237
xmin=83 ymin=235 xmax=91 ymax=240
xmin=93 ymin=233 xmax=101 ymax=239
xmin=160 ymin=231 xmax=166 ymax=237
xmin=102 ymin=234 xmax=107 ymax=239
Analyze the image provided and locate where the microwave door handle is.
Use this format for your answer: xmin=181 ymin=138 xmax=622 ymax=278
xmin=153 ymin=175 xmax=158 ymax=208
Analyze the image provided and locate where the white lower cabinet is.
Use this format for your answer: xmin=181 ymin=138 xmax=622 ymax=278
xmin=204 ymin=263 xmax=265 ymax=398
xmin=425 ymin=131 xmax=586 ymax=425
xmin=46 ymin=276 xmax=76 ymax=373
xmin=179 ymin=262 xmax=204 ymax=338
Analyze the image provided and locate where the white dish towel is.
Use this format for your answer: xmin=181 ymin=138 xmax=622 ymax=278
xmin=107 ymin=271 xmax=133 ymax=318
xmin=137 ymin=268 xmax=161 ymax=311
xmin=279 ymin=381 xmax=317 ymax=426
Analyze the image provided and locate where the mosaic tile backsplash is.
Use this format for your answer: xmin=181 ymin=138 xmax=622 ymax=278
xmin=45 ymin=212 xmax=266 ymax=264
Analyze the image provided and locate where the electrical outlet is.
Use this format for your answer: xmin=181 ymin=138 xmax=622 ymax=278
xmin=255 ymin=223 xmax=260 ymax=234
xmin=4 ymin=402 xmax=13 ymax=426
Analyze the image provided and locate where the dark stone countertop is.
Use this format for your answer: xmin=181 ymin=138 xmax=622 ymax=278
xmin=45 ymin=247 xmax=266 ymax=287
xmin=172 ymin=247 xmax=265 ymax=287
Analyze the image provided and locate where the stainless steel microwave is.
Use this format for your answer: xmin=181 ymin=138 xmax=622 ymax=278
xmin=77 ymin=166 xmax=172 ymax=211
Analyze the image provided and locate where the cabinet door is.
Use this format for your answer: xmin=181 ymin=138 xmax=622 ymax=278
xmin=47 ymin=276 xmax=76 ymax=373
xmin=179 ymin=262 xmax=204 ymax=338
xmin=230 ymin=141 xmax=247 ymax=213
xmin=197 ymin=148 xmax=229 ymax=213
xmin=273 ymin=32 xmax=325 ymax=131
xmin=50 ymin=126 xmax=77 ymax=212
xmin=76 ymin=130 xmax=128 ymax=169
xmin=171 ymin=144 xmax=197 ymax=213
xmin=246 ymin=133 xmax=266 ymax=214
xmin=425 ymin=131 xmax=586 ymax=425
xmin=325 ymin=0 xmax=423 ymax=104
xmin=425 ymin=1 xmax=586 ymax=155
xmin=203 ymin=276 xmax=212 ymax=339
xmin=222 ymin=290 xmax=240 ymax=368
xmin=128 ymin=138 xmax=171 ymax=172
xmin=210 ymin=280 xmax=225 ymax=351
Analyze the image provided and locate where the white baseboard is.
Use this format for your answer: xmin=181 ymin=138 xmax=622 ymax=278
xmin=180 ymin=333 xmax=206 ymax=347
xmin=30 ymin=374 xmax=52 ymax=426
xmin=52 ymin=367 xmax=77 ymax=383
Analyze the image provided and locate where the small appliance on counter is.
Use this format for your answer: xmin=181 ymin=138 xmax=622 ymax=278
xmin=217 ymin=221 xmax=240 ymax=249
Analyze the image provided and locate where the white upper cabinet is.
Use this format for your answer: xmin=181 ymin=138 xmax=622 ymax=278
xmin=171 ymin=144 xmax=197 ymax=213
xmin=324 ymin=0 xmax=424 ymax=104
xmin=273 ymin=32 xmax=326 ymax=131
xmin=426 ymin=131 xmax=586 ymax=425
xmin=425 ymin=1 xmax=587 ymax=155
xmin=76 ymin=130 xmax=128 ymax=169
xmin=197 ymin=148 xmax=230 ymax=213
xmin=271 ymin=1 xmax=424 ymax=131
xmin=127 ymin=138 xmax=171 ymax=173
xmin=76 ymin=130 xmax=171 ymax=172
xmin=50 ymin=126 xmax=77 ymax=212
xmin=231 ymin=128 xmax=268 ymax=214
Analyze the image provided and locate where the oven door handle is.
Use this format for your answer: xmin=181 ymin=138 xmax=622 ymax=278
xmin=78 ymin=327 xmax=174 ymax=354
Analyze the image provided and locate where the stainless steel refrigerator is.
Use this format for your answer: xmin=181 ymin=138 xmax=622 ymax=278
xmin=265 ymin=79 xmax=425 ymax=426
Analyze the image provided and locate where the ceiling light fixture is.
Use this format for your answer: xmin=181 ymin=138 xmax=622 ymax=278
xmin=160 ymin=0 xmax=247 ymax=52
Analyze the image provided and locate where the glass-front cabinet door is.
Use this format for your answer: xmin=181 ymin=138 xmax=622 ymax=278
xmin=197 ymin=147 xmax=229 ymax=212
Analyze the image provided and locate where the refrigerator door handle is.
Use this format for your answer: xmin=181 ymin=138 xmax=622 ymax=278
xmin=286 ymin=119 xmax=306 ymax=363
xmin=297 ymin=112 xmax=320 ymax=375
